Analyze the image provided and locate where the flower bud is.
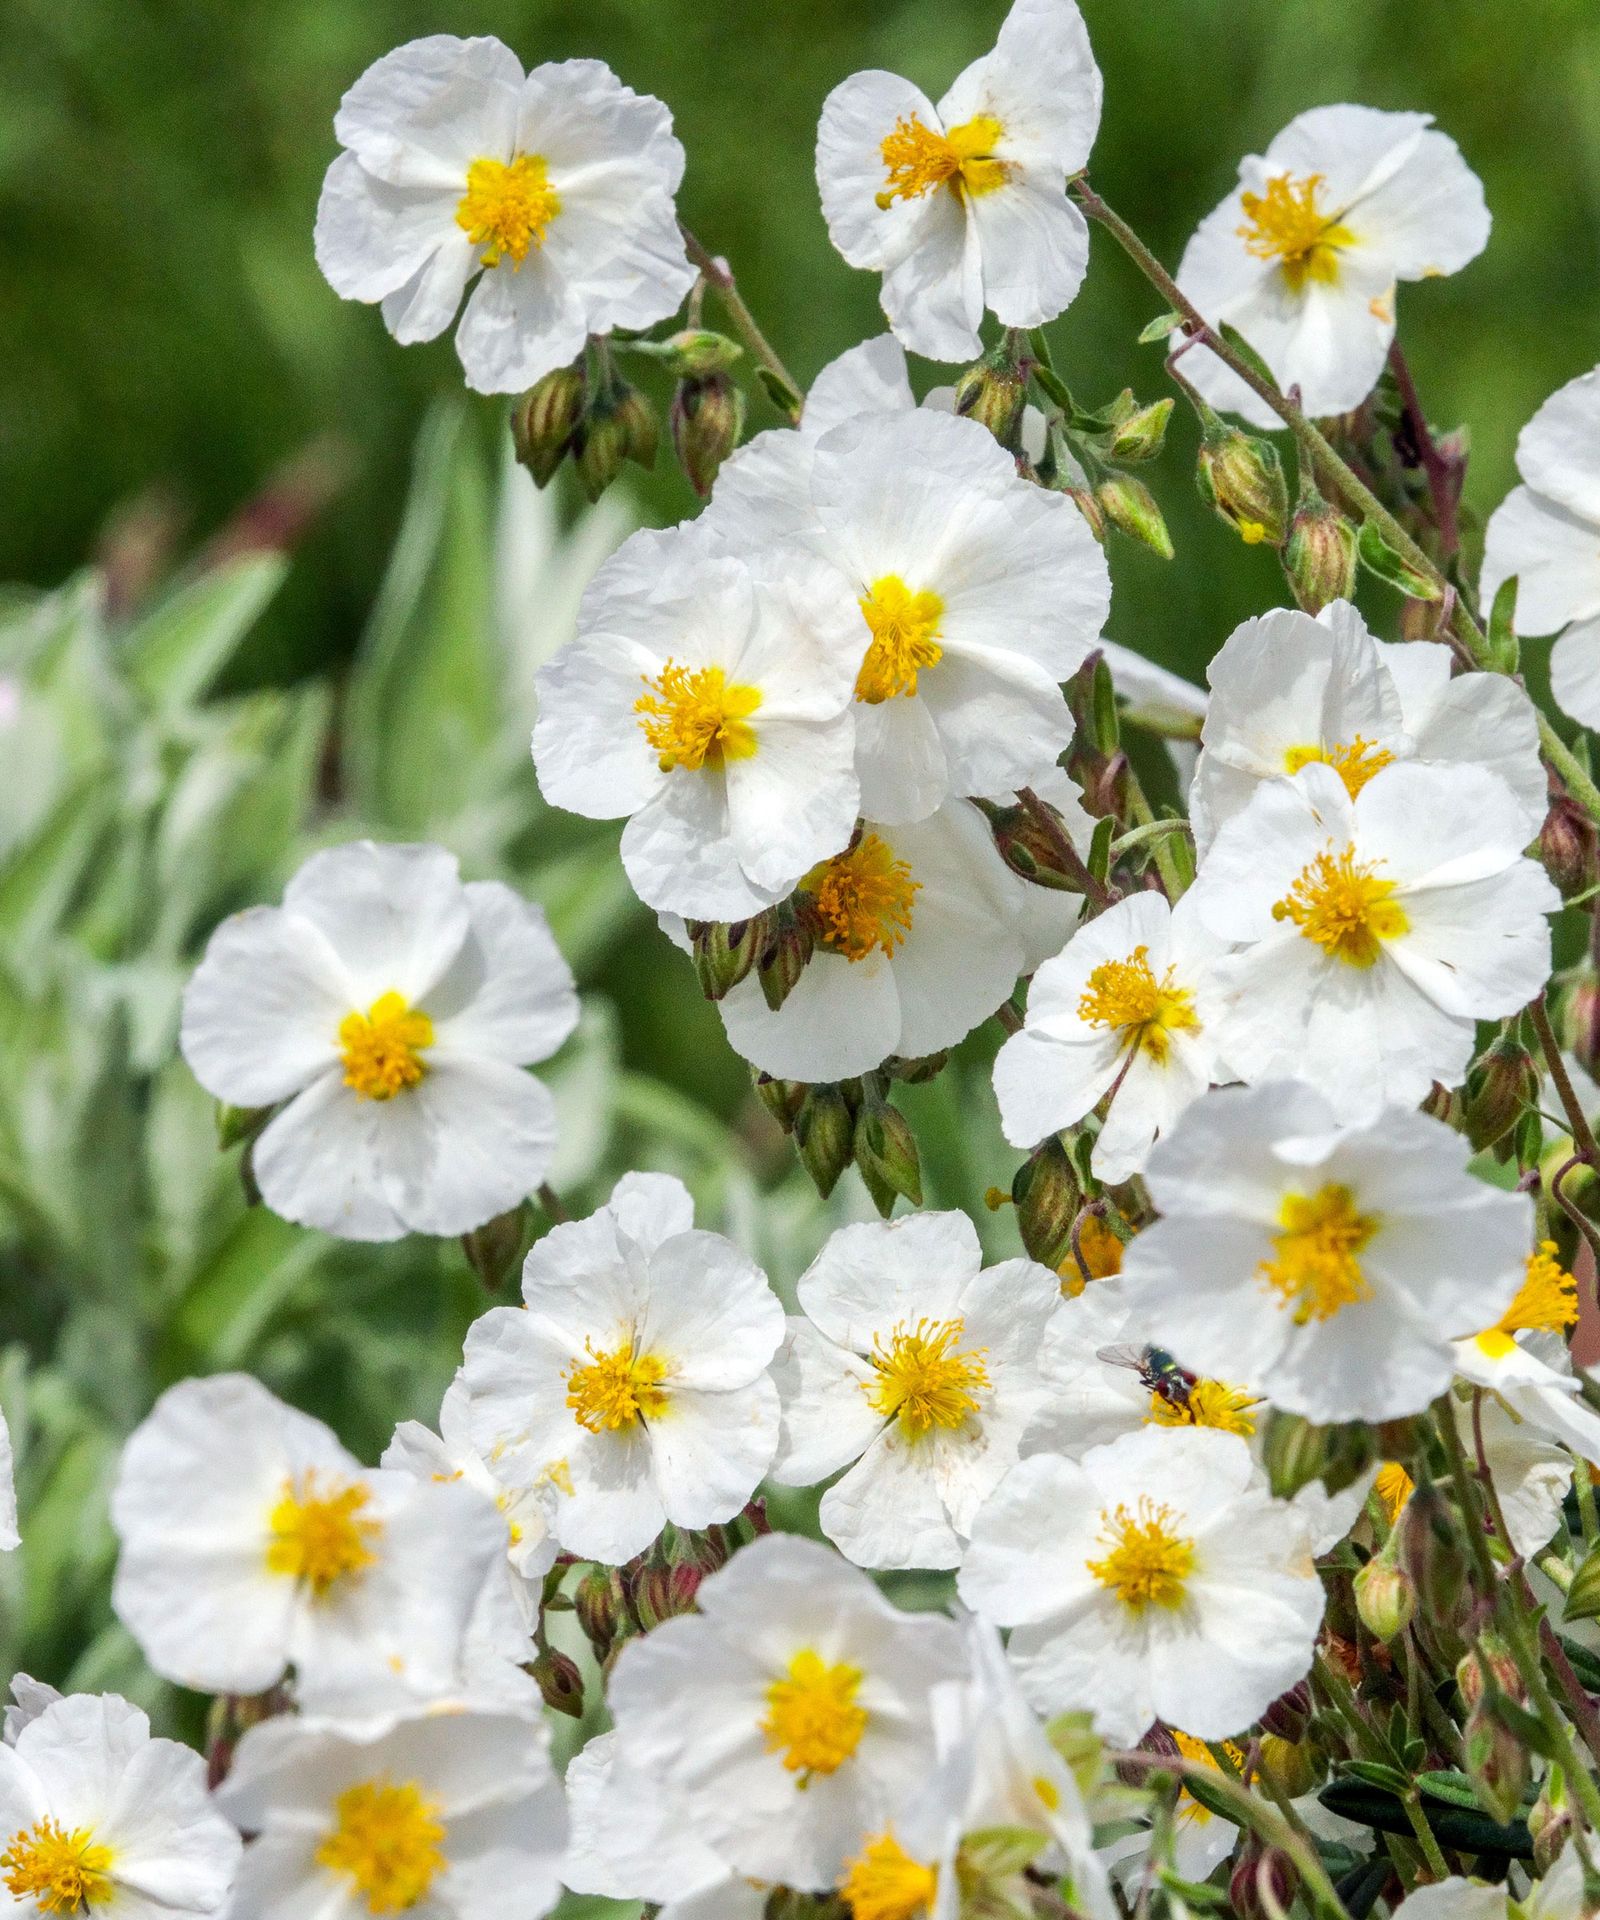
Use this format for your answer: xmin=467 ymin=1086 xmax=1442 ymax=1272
xmin=1260 ymin=1410 xmax=1332 ymax=1499
xmin=460 ymin=1201 xmax=531 ymax=1292
xmin=1011 ymin=1136 xmax=1081 ymax=1272
xmin=1196 ymin=420 xmax=1289 ymax=547
xmin=1229 ymin=1839 xmax=1298 ymax=1920
xmin=1398 ymin=1478 xmax=1470 ymax=1630
xmin=752 ymin=1070 xmax=805 ymax=1135
xmin=1530 ymin=1765 xmax=1576 ymax=1875
xmin=1260 ymin=1680 xmax=1312 ymax=1744
xmin=1063 ymin=483 xmax=1107 ymax=541
xmin=672 ymin=373 xmax=746 ymax=497
xmin=1564 ymin=1536 xmax=1600 ymax=1625
xmin=978 ymin=796 xmax=1086 ymax=893
xmin=689 ymin=912 xmax=772 ymax=1001
xmin=1464 ymin=1692 xmax=1529 ymax=1826
xmin=660 ymin=328 xmax=743 ymax=376
xmin=1542 ymin=796 xmax=1600 ymax=900
xmin=530 ymin=1645 xmax=585 ymax=1718
xmin=795 ymin=1085 xmax=856 ymax=1198
xmin=1462 ymin=1031 xmax=1540 ymax=1153
xmin=1456 ymin=1633 xmax=1525 ymax=1712
xmin=1354 ymin=1549 xmax=1415 ymax=1642
xmin=574 ymin=1566 xmax=624 ymax=1665
xmin=952 ymin=343 xmax=1027 ymax=450
xmin=1285 ymin=486 xmax=1359 ymax=612
xmin=573 ymin=404 xmax=630 ymax=503
xmin=616 ymin=383 xmax=660 ymax=473
xmin=757 ymin=898 xmax=815 ymax=1012
xmin=854 ymin=1095 xmax=923 ymax=1216
xmin=1095 ymin=473 xmax=1173 ymax=559
xmin=1257 ymin=1732 xmax=1322 ymax=1800
xmin=630 ymin=1557 xmax=704 ymax=1629
xmin=1564 ymin=971 xmax=1600 ymax=1082
xmin=512 ymin=360 xmax=586 ymax=486
xmin=1104 ymin=396 xmax=1173 ymax=465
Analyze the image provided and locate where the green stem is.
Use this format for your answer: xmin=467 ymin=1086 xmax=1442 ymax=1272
xmin=678 ymin=227 xmax=804 ymax=422
xmin=1532 ymin=994 xmax=1600 ymax=1165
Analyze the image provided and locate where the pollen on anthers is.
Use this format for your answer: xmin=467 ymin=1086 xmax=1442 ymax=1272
xmin=339 ymin=990 xmax=434 ymax=1100
xmin=876 ymin=112 xmax=1008 ymax=208
xmin=1282 ymin=735 xmax=1395 ymax=800
xmin=864 ymin=1316 xmax=991 ymax=1436
xmin=265 ymin=1469 xmax=382 ymax=1598
xmin=2 ymin=1817 xmax=115 ymax=1914
xmin=1272 ymin=843 xmax=1408 ymax=968
xmin=455 ymin=153 xmax=561 ymax=267
xmin=1259 ymin=1182 xmax=1377 ymax=1325
xmin=856 ymin=575 xmax=945 ymax=703
xmin=804 ymin=833 xmax=920 ymax=962
xmin=1237 ymin=171 xmax=1353 ymax=289
xmin=1088 ymin=1497 xmax=1197 ymax=1611
xmin=635 ymin=660 xmax=762 ymax=773
xmin=1077 ymin=945 xmax=1200 ymax=1065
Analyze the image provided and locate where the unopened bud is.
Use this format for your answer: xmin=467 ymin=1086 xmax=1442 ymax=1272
xmin=1197 ymin=421 xmax=1289 ymax=547
xmin=890 ymin=1051 xmax=949 ymax=1085
xmin=1229 ymin=1839 xmax=1298 ymax=1920
xmin=952 ymin=344 xmax=1027 ymax=450
xmin=854 ymin=1096 xmax=922 ymax=1216
xmin=1567 ymin=1536 xmax=1600 ymax=1625
xmin=1564 ymin=972 xmax=1600 ymax=1082
xmin=1096 ymin=473 xmax=1173 ymax=559
xmin=661 ymin=328 xmax=743 ymax=376
xmin=1398 ymin=1478 xmax=1470 ymax=1630
xmin=689 ymin=913 xmax=771 ymax=1001
xmin=512 ymin=361 xmax=586 ymax=486
xmin=1012 ymin=1136 xmax=1081 ymax=1271
xmin=1542 ymin=796 xmax=1600 ymax=900
xmin=757 ymin=898 xmax=815 ymax=1012
xmin=672 ymin=373 xmax=746 ymax=496
xmin=616 ymin=383 xmax=659 ymax=473
xmin=1354 ymin=1549 xmax=1415 ymax=1642
xmin=979 ymin=796 xmax=1086 ymax=893
xmin=216 ymin=1102 xmax=269 ymax=1151
xmin=530 ymin=1646 xmax=585 ymax=1718
xmin=573 ymin=405 xmax=630 ymax=503
xmin=795 ymin=1085 xmax=856 ymax=1198
xmin=1285 ymin=487 xmax=1359 ymax=611
xmin=1420 ymin=1080 xmax=1461 ymax=1126
xmin=1464 ymin=1693 xmax=1529 ymax=1826
xmin=752 ymin=1071 xmax=805 ymax=1135
xmin=1260 ymin=1680 xmax=1312 ymax=1744
xmin=1457 ymin=1633 xmax=1525 ymax=1712
xmin=574 ymin=1567 xmax=623 ymax=1665
xmin=1104 ymin=396 xmax=1173 ymax=465
xmin=1257 ymin=1732 xmax=1322 ymax=1800
xmin=1261 ymin=1410 xmax=1332 ymax=1499
xmin=1463 ymin=1030 xmax=1540 ymax=1153
xmin=460 ymin=1202 xmax=531 ymax=1292
xmin=1530 ymin=1765 xmax=1576 ymax=1875
xmin=1063 ymin=483 xmax=1107 ymax=541
xmin=630 ymin=1558 xmax=704 ymax=1630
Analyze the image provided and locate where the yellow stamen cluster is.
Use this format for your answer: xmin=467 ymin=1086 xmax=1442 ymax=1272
xmin=1375 ymin=1461 xmax=1415 ymax=1526
xmin=839 ymin=1830 xmax=938 ymax=1920
xmin=635 ymin=661 xmax=762 ymax=772
xmin=1170 ymin=1730 xmax=1248 ymax=1825
xmin=566 ymin=1338 xmax=669 ymax=1433
xmin=1087 ymin=1498 xmax=1197 ymax=1611
xmin=1272 ymin=844 xmax=1408 ymax=967
xmin=761 ymin=1649 xmax=869 ymax=1780
xmin=339 ymin=991 xmax=435 ymax=1101
xmin=1237 ymin=172 xmax=1353 ymax=289
xmin=1283 ymin=736 xmax=1396 ymax=800
xmin=1475 ymin=1240 xmax=1579 ymax=1360
xmin=855 ymin=576 xmax=946 ymax=704
xmin=314 ymin=1779 xmax=447 ymax=1915
xmin=1148 ymin=1378 xmax=1261 ymax=1438
xmin=266 ymin=1470 xmax=381 ymax=1597
xmin=2 ymin=1819 xmax=114 ymax=1914
xmin=865 ymin=1317 xmax=991 ymax=1436
xmin=1076 ymin=945 xmax=1200 ymax=1065
xmin=876 ymin=113 xmax=1008 ymax=209
xmin=455 ymin=154 xmax=560 ymax=267
xmin=805 ymin=833 xmax=920 ymax=962
xmin=1259 ymin=1183 xmax=1377 ymax=1325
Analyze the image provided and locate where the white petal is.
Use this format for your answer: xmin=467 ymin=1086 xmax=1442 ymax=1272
xmin=967 ymin=176 xmax=1090 ymax=328
xmin=283 ymin=840 xmax=470 ymax=1006
xmin=1552 ymin=616 xmax=1600 ymax=730
xmin=648 ymin=1380 xmax=780 ymax=1530
xmin=334 ymin=36 xmax=523 ymax=188
xmin=1481 ymin=485 xmax=1600 ymax=635
xmin=181 ymin=907 xmax=349 ymax=1107
xmin=376 ymin=1055 xmax=561 ymax=1236
xmin=453 ymin=256 xmax=589 ymax=396
xmin=429 ymin=883 xmax=577 ymax=1065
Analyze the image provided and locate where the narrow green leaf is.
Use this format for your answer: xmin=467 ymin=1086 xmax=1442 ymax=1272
xmin=123 ymin=553 xmax=288 ymax=708
xmin=1356 ymin=520 xmax=1443 ymax=600
xmin=1137 ymin=310 xmax=1185 ymax=345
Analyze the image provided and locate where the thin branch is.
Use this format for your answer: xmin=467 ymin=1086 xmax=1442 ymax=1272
xmin=678 ymin=226 xmax=804 ymax=421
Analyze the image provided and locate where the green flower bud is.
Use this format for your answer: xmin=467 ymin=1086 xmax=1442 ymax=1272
xmin=1541 ymin=796 xmax=1600 ymax=900
xmin=1229 ymin=1839 xmax=1297 ymax=1920
xmin=1354 ymin=1549 xmax=1415 ymax=1642
xmin=1285 ymin=486 xmax=1359 ymax=611
xmin=854 ymin=1094 xmax=923 ymax=1216
xmin=795 ymin=1085 xmax=856 ymax=1198
xmin=1564 ymin=1535 xmax=1600 ymax=1624
xmin=1011 ymin=1136 xmax=1081 ymax=1272
xmin=529 ymin=1645 xmax=585 ymax=1718
xmin=1260 ymin=1410 xmax=1332 ymax=1499
xmin=953 ymin=342 xmax=1027 ymax=450
xmin=672 ymin=373 xmax=747 ymax=497
xmin=1530 ymin=1765 xmax=1576 ymax=1875
xmin=756 ymin=896 xmax=815 ymax=1012
xmin=1257 ymin=1732 xmax=1323 ymax=1800
xmin=1104 ymin=396 xmax=1173 ymax=464
xmin=752 ymin=1070 xmax=805 ymax=1135
xmin=573 ymin=405 xmax=630 ymax=503
xmin=460 ymin=1201 xmax=532 ymax=1292
xmin=688 ymin=912 xmax=772 ymax=1002
xmin=1462 ymin=1031 xmax=1540 ymax=1153
xmin=512 ymin=360 xmax=586 ymax=486
xmin=573 ymin=1566 xmax=624 ymax=1664
xmin=1196 ymin=420 xmax=1289 ymax=547
xmin=1562 ymin=971 xmax=1600 ymax=1083
xmin=1398 ymin=1478 xmax=1470 ymax=1631
xmin=1464 ymin=1693 xmax=1529 ymax=1826
xmin=616 ymin=382 xmax=660 ymax=473
xmin=660 ymin=328 xmax=744 ymax=376
xmin=1095 ymin=473 xmax=1173 ymax=559
xmin=977 ymin=796 xmax=1086 ymax=894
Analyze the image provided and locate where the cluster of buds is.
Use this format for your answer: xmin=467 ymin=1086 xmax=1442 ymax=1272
xmin=512 ymin=348 xmax=657 ymax=501
xmin=754 ymin=1066 xmax=932 ymax=1216
xmin=1016 ymin=346 xmax=1175 ymax=558
xmin=686 ymin=894 xmax=814 ymax=1012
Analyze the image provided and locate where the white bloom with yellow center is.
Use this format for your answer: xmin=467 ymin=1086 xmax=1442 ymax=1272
xmin=815 ymin=0 xmax=1101 ymax=361
xmin=1117 ymin=1082 xmax=1532 ymax=1423
xmin=704 ymin=406 xmax=1111 ymax=823
xmin=771 ymin=1211 xmax=1065 ymax=1569
xmin=1191 ymin=762 xmax=1557 ymax=1123
xmin=217 ymin=1699 xmax=564 ymax=1920
xmin=314 ymin=35 xmax=694 ymax=394
xmin=1482 ymin=365 xmax=1600 ymax=728
xmin=958 ymin=1425 xmax=1324 ymax=1743
xmin=1191 ymin=599 xmax=1545 ymax=856
xmin=110 ymin=1373 xmax=508 ymax=1704
xmin=0 ymin=1411 xmax=15 ymax=1552
xmin=181 ymin=840 xmax=577 ymax=1242
xmin=458 ymin=1172 xmax=783 ymax=1566
xmin=607 ymin=1533 xmax=966 ymax=1888
xmin=993 ymin=891 xmax=1226 ymax=1184
xmin=1175 ymin=104 xmax=1489 ymax=427
xmin=0 ymin=1692 xmax=239 ymax=1920
xmin=534 ymin=528 xmax=868 ymax=920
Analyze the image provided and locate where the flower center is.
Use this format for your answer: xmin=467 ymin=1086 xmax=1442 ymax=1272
xmin=1076 ymin=945 xmax=1200 ymax=1065
xmin=1 ymin=1820 xmax=114 ymax=1915
xmin=876 ymin=113 xmax=1008 ymax=209
xmin=1147 ymin=1378 xmax=1260 ymax=1437
xmin=855 ymin=575 xmax=946 ymax=703
xmin=1237 ymin=172 xmax=1353 ymax=290
xmin=1088 ymin=1497 xmax=1196 ymax=1612
xmin=1259 ymin=1183 xmax=1377 ymax=1324
xmin=1475 ymin=1240 xmax=1579 ymax=1359
xmin=635 ymin=661 xmax=762 ymax=772
xmin=1376 ymin=1461 xmax=1415 ymax=1525
xmin=1271 ymin=844 xmax=1408 ymax=967
xmin=804 ymin=833 xmax=920 ymax=961
xmin=864 ymin=1316 xmax=991 ymax=1436
xmin=761 ymin=1649 xmax=869 ymax=1781
xmin=265 ymin=1470 xmax=381 ymax=1598
xmin=339 ymin=991 xmax=434 ymax=1101
xmin=1283 ymin=737 xmax=1396 ymax=800
xmin=839 ymin=1831 xmax=938 ymax=1920
xmin=565 ymin=1338 xmax=669 ymax=1432
xmin=315 ymin=1779 xmax=447 ymax=1915
xmin=455 ymin=154 xmax=560 ymax=267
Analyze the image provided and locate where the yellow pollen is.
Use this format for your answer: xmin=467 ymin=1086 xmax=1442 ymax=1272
xmin=1148 ymin=1378 xmax=1260 ymax=1437
xmin=1237 ymin=172 xmax=1354 ymax=290
xmin=876 ymin=113 xmax=1008 ymax=209
xmin=635 ymin=661 xmax=761 ymax=773
xmin=855 ymin=576 xmax=946 ymax=704
xmin=1375 ymin=1462 xmax=1415 ymax=1526
xmin=455 ymin=154 xmax=559 ymax=267
xmin=1170 ymin=1730 xmax=1247 ymax=1826
xmin=2 ymin=1820 xmax=114 ymax=1915
xmin=1283 ymin=737 xmax=1396 ymax=800
xmin=315 ymin=1779 xmax=447 ymax=1915
xmin=864 ymin=1316 xmax=990 ymax=1436
xmin=266 ymin=1470 xmax=380 ymax=1598
xmin=1032 ymin=1774 xmax=1062 ymax=1811
xmin=1475 ymin=1240 xmax=1579 ymax=1359
xmin=762 ymin=1649 xmax=868 ymax=1781
xmin=339 ymin=990 xmax=434 ymax=1100
xmin=804 ymin=833 xmax=919 ymax=962
xmin=566 ymin=1338 xmax=669 ymax=1433
xmin=1088 ymin=1497 xmax=1196 ymax=1611
xmin=1272 ymin=843 xmax=1408 ymax=967
xmin=1259 ymin=1183 xmax=1377 ymax=1324
xmin=840 ymin=1830 xmax=938 ymax=1920
xmin=1077 ymin=946 xmax=1200 ymax=1065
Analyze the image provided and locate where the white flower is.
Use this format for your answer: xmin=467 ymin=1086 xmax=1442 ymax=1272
xmin=959 ymin=1424 xmax=1323 ymax=1743
xmin=314 ymin=35 xmax=694 ymax=394
xmin=458 ymin=1171 xmax=783 ymax=1565
xmin=771 ymin=1211 xmax=1064 ymax=1569
xmin=607 ymin=1532 xmax=966 ymax=1887
xmin=0 ymin=1691 xmax=239 ymax=1918
xmin=1117 ymin=1082 xmax=1531 ymax=1424
xmin=1190 ymin=599 xmax=1545 ymax=856
xmin=816 ymin=0 xmax=1101 ymax=361
xmin=993 ymin=890 xmax=1227 ymax=1184
xmin=217 ymin=1699 xmax=565 ymax=1920
xmin=110 ymin=1373 xmax=507 ymax=1703
xmin=533 ymin=528 xmax=867 ymax=919
xmin=0 ymin=1410 xmax=15 ymax=1551
xmin=686 ymin=794 xmax=1082 ymax=1084
xmin=705 ymin=405 xmax=1110 ymax=823
xmin=1190 ymin=762 xmax=1557 ymax=1122
xmin=1175 ymin=105 xmax=1489 ymax=427
xmin=1393 ymin=1851 xmax=1587 ymax=1920
xmin=2 ymin=1681 xmax=60 ymax=1751
xmin=181 ymin=840 xmax=577 ymax=1241
xmin=1482 ymin=365 xmax=1600 ymax=727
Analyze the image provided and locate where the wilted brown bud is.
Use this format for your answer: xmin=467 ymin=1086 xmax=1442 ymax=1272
xmin=530 ymin=1646 xmax=585 ymax=1718
xmin=1285 ymin=486 xmax=1359 ymax=611
xmin=672 ymin=373 xmax=746 ymax=496
xmin=1104 ymin=396 xmax=1173 ymax=464
xmin=512 ymin=361 xmax=586 ymax=486
xmin=1197 ymin=421 xmax=1289 ymax=547
xmin=795 ymin=1085 xmax=856 ymax=1198
xmin=1462 ymin=1030 xmax=1540 ymax=1152
xmin=1542 ymin=796 xmax=1600 ymax=900
xmin=1012 ymin=1136 xmax=1081 ymax=1272
xmin=1354 ymin=1550 xmax=1415 ymax=1642
xmin=1096 ymin=473 xmax=1173 ymax=559
xmin=952 ymin=343 xmax=1027 ymax=450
